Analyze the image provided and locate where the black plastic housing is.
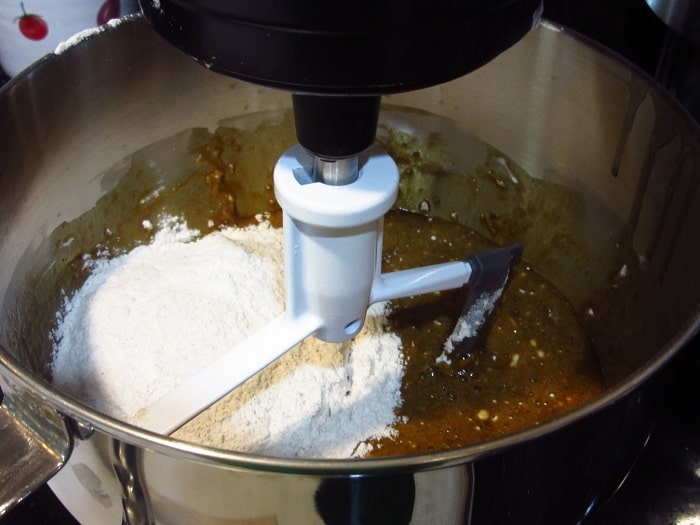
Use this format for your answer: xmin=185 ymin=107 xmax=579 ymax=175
xmin=140 ymin=0 xmax=542 ymax=157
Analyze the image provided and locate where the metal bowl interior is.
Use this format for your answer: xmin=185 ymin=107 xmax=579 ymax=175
xmin=0 ymin=12 xmax=699 ymax=481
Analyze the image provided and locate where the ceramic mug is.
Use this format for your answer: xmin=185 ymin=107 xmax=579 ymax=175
xmin=0 ymin=0 xmax=138 ymax=77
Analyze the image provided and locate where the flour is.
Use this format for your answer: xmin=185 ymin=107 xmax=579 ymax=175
xmin=436 ymin=284 xmax=505 ymax=365
xmin=51 ymin=216 xmax=404 ymax=458
xmin=54 ymin=18 xmax=126 ymax=55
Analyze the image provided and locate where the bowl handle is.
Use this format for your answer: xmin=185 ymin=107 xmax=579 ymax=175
xmin=0 ymin=380 xmax=73 ymax=515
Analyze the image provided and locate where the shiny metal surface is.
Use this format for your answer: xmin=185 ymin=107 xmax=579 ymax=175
xmin=0 ymin=15 xmax=699 ymax=524
xmin=645 ymin=0 xmax=700 ymax=44
xmin=312 ymin=155 xmax=359 ymax=185
xmin=0 ymin=378 xmax=71 ymax=514
xmin=111 ymin=441 xmax=154 ymax=525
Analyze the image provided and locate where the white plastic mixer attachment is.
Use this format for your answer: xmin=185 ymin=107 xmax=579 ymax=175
xmin=275 ymin=144 xmax=473 ymax=342
xmin=275 ymin=144 xmax=399 ymax=342
xmin=139 ymin=145 xmax=481 ymax=435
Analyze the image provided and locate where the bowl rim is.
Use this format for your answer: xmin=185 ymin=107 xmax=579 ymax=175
xmin=1 ymin=16 xmax=699 ymax=475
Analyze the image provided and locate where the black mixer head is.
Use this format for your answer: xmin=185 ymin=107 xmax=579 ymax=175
xmin=140 ymin=0 xmax=542 ymax=158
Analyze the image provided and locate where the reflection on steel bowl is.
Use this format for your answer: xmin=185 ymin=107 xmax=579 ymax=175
xmin=0 ymin=16 xmax=699 ymax=525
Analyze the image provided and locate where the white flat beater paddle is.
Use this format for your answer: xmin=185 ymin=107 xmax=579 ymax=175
xmin=138 ymin=144 xmax=519 ymax=435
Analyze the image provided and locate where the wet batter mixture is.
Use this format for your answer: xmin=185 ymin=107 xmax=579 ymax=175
xmin=374 ymin=211 xmax=602 ymax=455
xmin=39 ymin=109 xmax=604 ymax=456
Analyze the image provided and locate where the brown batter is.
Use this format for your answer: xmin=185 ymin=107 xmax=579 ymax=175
xmin=39 ymin=109 xmax=604 ymax=456
xmin=371 ymin=210 xmax=603 ymax=456
xmin=189 ymin=114 xmax=604 ymax=455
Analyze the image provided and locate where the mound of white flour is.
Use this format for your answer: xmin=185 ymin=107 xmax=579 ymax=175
xmin=51 ymin=216 xmax=404 ymax=458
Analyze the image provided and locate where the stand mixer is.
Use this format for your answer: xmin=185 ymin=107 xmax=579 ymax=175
xmin=136 ymin=0 xmax=541 ymax=434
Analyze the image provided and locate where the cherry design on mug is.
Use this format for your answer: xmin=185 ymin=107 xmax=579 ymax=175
xmin=97 ymin=0 xmax=120 ymax=25
xmin=15 ymin=2 xmax=48 ymax=41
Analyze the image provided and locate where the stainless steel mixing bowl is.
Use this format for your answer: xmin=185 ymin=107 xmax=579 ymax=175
xmin=0 ymin=16 xmax=699 ymax=524
xmin=645 ymin=0 xmax=700 ymax=43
